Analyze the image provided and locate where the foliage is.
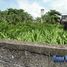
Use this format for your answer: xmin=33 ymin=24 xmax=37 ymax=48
xmin=0 ymin=8 xmax=33 ymax=24
xmin=0 ymin=21 xmax=67 ymax=44
xmin=42 ymin=10 xmax=61 ymax=24
xmin=0 ymin=9 xmax=67 ymax=45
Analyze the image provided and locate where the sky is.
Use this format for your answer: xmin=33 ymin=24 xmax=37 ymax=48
xmin=0 ymin=0 xmax=67 ymax=17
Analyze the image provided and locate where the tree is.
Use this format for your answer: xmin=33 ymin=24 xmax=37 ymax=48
xmin=43 ymin=10 xmax=61 ymax=24
xmin=0 ymin=8 xmax=33 ymax=24
xmin=35 ymin=17 xmax=41 ymax=23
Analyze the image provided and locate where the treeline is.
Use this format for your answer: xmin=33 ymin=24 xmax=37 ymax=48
xmin=0 ymin=8 xmax=61 ymax=24
xmin=36 ymin=10 xmax=61 ymax=24
xmin=0 ymin=8 xmax=33 ymax=24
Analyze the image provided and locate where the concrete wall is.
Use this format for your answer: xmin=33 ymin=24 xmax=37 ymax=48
xmin=0 ymin=40 xmax=67 ymax=67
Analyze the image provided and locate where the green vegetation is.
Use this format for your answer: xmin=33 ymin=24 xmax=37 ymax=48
xmin=43 ymin=10 xmax=61 ymax=23
xmin=0 ymin=9 xmax=67 ymax=44
xmin=36 ymin=10 xmax=61 ymax=24
xmin=0 ymin=8 xmax=33 ymax=24
xmin=0 ymin=21 xmax=67 ymax=44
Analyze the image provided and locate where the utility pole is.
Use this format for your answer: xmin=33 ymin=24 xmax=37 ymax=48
xmin=41 ymin=9 xmax=44 ymax=23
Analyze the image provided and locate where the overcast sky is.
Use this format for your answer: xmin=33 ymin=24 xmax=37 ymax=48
xmin=0 ymin=0 xmax=67 ymax=17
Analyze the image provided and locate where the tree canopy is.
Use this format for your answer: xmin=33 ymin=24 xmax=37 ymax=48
xmin=0 ymin=9 xmax=61 ymax=24
xmin=42 ymin=10 xmax=61 ymax=24
xmin=0 ymin=8 xmax=33 ymax=24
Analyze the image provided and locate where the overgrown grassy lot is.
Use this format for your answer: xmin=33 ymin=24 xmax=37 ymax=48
xmin=0 ymin=21 xmax=67 ymax=44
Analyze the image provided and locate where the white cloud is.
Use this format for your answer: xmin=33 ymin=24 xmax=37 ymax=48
xmin=53 ymin=0 xmax=67 ymax=14
xmin=17 ymin=0 xmax=46 ymax=18
xmin=17 ymin=0 xmax=67 ymax=17
xmin=43 ymin=0 xmax=50 ymax=3
xmin=44 ymin=0 xmax=67 ymax=15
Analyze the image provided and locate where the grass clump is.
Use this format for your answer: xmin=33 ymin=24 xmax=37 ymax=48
xmin=0 ymin=21 xmax=67 ymax=44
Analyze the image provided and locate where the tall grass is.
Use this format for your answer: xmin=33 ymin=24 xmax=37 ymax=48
xmin=0 ymin=21 xmax=67 ymax=44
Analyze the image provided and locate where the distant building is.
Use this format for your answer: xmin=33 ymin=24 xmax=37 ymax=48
xmin=60 ymin=15 xmax=67 ymax=23
xmin=60 ymin=15 xmax=67 ymax=30
xmin=41 ymin=9 xmax=44 ymax=16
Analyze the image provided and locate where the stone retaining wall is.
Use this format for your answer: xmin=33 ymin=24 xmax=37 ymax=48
xmin=0 ymin=40 xmax=67 ymax=67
